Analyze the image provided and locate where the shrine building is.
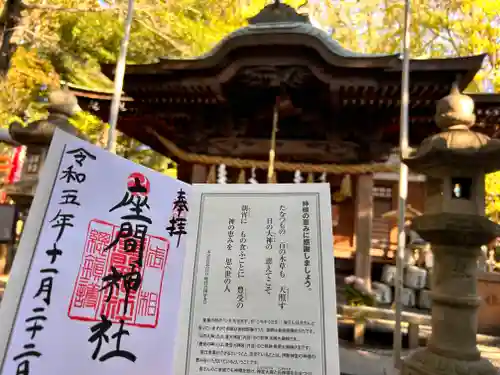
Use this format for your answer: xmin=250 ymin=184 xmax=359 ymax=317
xmin=70 ymin=2 xmax=500 ymax=281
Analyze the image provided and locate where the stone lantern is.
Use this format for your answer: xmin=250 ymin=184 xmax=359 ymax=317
xmin=5 ymin=88 xmax=86 ymax=213
xmin=401 ymin=85 xmax=500 ymax=375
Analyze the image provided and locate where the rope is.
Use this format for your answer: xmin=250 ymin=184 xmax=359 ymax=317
xmin=149 ymin=129 xmax=399 ymax=175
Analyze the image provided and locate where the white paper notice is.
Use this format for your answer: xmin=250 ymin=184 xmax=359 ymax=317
xmin=175 ymin=183 xmax=339 ymax=375
xmin=0 ymin=129 xmax=190 ymax=375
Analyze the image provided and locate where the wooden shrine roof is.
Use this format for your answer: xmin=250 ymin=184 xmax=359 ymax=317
xmin=92 ymin=3 xmax=500 ymax=128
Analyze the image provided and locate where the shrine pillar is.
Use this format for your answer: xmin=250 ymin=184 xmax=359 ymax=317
xmin=191 ymin=164 xmax=208 ymax=183
xmin=354 ymin=173 xmax=373 ymax=290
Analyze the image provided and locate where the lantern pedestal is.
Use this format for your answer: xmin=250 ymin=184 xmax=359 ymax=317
xmin=401 ymin=214 xmax=498 ymax=375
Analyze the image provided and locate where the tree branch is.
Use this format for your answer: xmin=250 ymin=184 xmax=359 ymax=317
xmin=15 ymin=25 xmax=58 ymax=45
xmin=134 ymin=16 xmax=190 ymax=55
xmin=21 ymin=2 xmax=164 ymax=13
xmin=442 ymin=9 xmax=461 ymax=56
xmin=0 ymin=0 xmax=23 ymax=76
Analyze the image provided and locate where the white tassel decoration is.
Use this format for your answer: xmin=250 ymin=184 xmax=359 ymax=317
xmin=248 ymin=167 xmax=258 ymax=184
xmin=293 ymin=170 xmax=303 ymax=183
xmin=217 ymin=164 xmax=227 ymax=184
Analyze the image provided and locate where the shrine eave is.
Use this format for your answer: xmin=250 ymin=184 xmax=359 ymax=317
xmin=470 ymin=93 xmax=500 ymax=103
xmin=71 ymin=88 xmax=500 ymax=112
xmin=101 ymin=35 xmax=398 ymax=76
xmin=70 ymin=86 xmax=133 ymax=102
xmin=100 ymin=26 xmax=485 ymax=85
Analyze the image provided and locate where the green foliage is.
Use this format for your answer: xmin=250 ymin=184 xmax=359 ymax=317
xmin=486 ymin=171 xmax=500 ymax=222
xmin=0 ymin=46 xmax=58 ymax=126
xmin=69 ymin=110 xmax=105 ymax=143
xmin=320 ymin=0 xmax=499 ymax=91
xmin=49 ymin=54 xmax=112 ymax=91
xmin=344 ymin=284 xmax=376 ymax=307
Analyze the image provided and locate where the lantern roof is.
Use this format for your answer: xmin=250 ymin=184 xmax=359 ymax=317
xmin=404 ymin=86 xmax=500 ymax=174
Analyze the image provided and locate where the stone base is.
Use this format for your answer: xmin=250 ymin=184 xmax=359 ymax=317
xmin=402 ymin=348 xmax=497 ymax=375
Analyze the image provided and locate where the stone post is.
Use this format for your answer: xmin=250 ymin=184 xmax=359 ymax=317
xmin=401 ymin=85 xmax=500 ymax=375
xmin=428 ymin=244 xmax=481 ymax=359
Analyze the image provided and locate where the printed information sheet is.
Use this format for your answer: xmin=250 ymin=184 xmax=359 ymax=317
xmin=175 ymin=183 xmax=339 ymax=375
